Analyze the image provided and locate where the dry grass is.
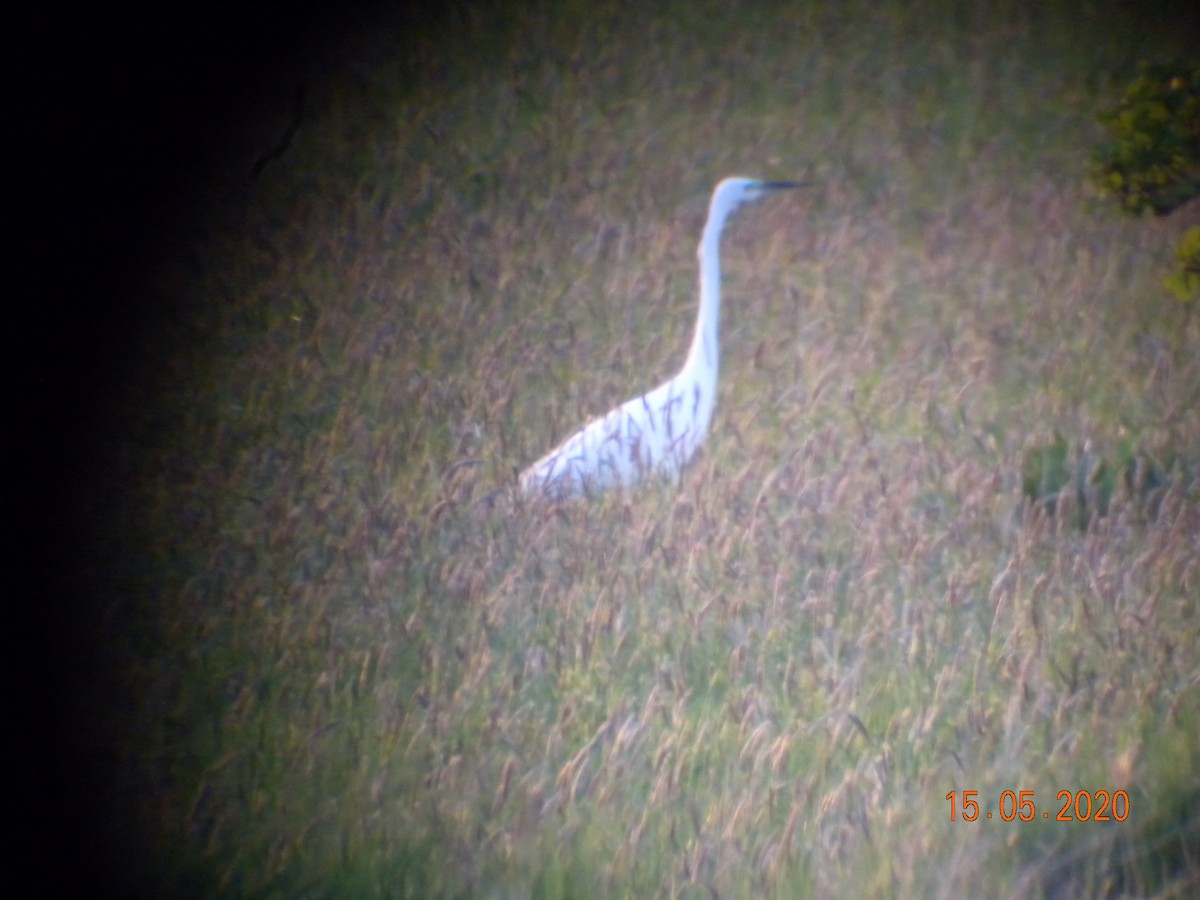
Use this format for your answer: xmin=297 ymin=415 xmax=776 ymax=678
xmin=88 ymin=1 xmax=1199 ymax=896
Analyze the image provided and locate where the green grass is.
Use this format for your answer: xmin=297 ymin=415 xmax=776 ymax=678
xmin=95 ymin=0 xmax=1199 ymax=895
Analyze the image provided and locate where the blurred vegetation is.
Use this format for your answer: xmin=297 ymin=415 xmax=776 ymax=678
xmin=1020 ymin=432 xmax=1184 ymax=527
xmin=1090 ymin=61 xmax=1200 ymax=216
xmin=1164 ymin=225 xmax=1200 ymax=303
xmin=80 ymin=1 xmax=1200 ymax=897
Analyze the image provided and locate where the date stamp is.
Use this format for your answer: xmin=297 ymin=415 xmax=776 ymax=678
xmin=946 ymin=789 xmax=1130 ymax=822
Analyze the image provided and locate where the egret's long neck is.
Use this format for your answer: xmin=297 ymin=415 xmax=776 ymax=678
xmin=685 ymin=212 xmax=726 ymax=392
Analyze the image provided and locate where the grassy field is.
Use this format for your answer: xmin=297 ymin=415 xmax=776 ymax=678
xmin=74 ymin=1 xmax=1198 ymax=896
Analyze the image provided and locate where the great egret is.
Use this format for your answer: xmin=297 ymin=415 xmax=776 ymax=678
xmin=520 ymin=177 xmax=801 ymax=498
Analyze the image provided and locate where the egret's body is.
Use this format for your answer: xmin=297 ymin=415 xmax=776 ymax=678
xmin=521 ymin=177 xmax=799 ymax=498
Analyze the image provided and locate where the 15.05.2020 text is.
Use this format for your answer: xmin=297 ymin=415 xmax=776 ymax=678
xmin=945 ymin=789 xmax=1129 ymax=822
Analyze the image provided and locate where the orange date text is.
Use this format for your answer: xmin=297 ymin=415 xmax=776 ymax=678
xmin=945 ymin=789 xmax=1129 ymax=822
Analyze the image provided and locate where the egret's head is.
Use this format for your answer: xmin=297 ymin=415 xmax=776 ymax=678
xmin=709 ymin=176 xmax=803 ymax=225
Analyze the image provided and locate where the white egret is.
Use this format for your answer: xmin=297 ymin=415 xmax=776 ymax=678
xmin=521 ymin=177 xmax=802 ymax=498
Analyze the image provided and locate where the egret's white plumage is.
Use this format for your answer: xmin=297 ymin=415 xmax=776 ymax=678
xmin=521 ymin=177 xmax=801 ymax=498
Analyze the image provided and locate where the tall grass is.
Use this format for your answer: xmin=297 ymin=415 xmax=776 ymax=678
xmin=90 ymin=0 xmax=1197 ymax=895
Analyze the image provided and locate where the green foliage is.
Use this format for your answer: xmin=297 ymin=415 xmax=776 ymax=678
xmin=1021 ymin=433 xmax=1071 ymax=513
xmin=1164 ymin=225 xmax=1200 ymax=303
xmin=1090 ymin=61 xmax=1200 ymax=216
xmin=1021 ymin=433 xmax=1181 ymax=526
